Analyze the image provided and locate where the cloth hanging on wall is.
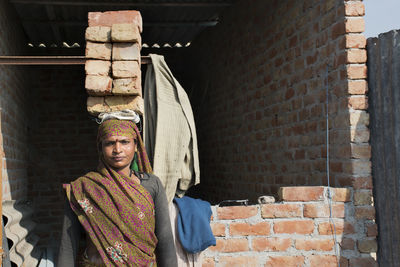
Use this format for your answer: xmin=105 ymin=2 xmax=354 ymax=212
xmin=144 ymin=54 xmax=200 ymax=203
xmin=168 ymin=202 xmax=203 ymax=267
xmin=173 ymin=197 xmax=215 ymax=253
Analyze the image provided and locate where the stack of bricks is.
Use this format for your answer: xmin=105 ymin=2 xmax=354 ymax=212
xmin=84 ymin=11 xmax=144 ymax=116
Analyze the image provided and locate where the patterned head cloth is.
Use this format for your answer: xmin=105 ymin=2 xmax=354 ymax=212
xmin=97 ymin=119 xmax=152 ymax=173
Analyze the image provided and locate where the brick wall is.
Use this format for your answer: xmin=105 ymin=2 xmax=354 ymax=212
xmin=27 ymin=65 xmax=99 ymax=247
xmin=185 ymin=0 xmax=371 ymax=206
xmin=13 ymin=0 xmax=373 ymax=259
xmin=0 ymin=0 xmax=30 ymax=200
xmin=204 ymin=186 xmax=377 ymax=266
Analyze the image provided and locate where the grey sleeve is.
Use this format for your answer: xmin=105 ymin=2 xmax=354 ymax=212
xmin=153 ymin=176 xmax=178 ymax=267
xmin=57 ymin=198 xmax=81 ymax=267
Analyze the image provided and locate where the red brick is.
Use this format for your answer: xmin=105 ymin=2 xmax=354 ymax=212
xmin=331 ymin=22 xmax=345 ymax=40
xmin=85 ymin=75 xmax=112 ymax=96
xmin=352 ymin=177 xmax=373 ymax=189
xmin=230 ymin=221 xmax=270 ymax=236
xmin=265 ymin=256 xmax=305 ymax=267
xmin=202 ymin=257 xmax=215 ymax=267
xmin=87 ymin=96 xmax=107 ymax=115
xmin=351 ymin=144 xmax=371 ymax=159
xmin=85 ymin=26 xmax=111 ymax=42
xmin=303 ymin=203 xmax=345 ymax=218
xmin=273 ymin=220 xmax=314 ymax=234
xmin=112 ymin=43 xmax=140 ymax=61
xmin=355 ymin=206 xmax=376 ymax=219
xmin=348 ymin=96 xmax=368 ymax=109
xmin=366 ymin=223 xmax=378 ymax=237
xmin=85 ymin=41 xmax=112 ymax=60
xmin=218 ymin=256 xmax=258 ymax=267
xmin=345 ymin=2 xmax=365 ymax=16
xmin=252 ymin=237 xmax=291 ymax=251
xmin=354 ymin=190 xmax=372 ymax=205
xmin=344 ymin=160 xmax=371 ymax=175
xmin=211 ymin=223 xmax=225 ymax=237
xmin=340 ymin=238 xmax=355 ymax=250
xmin=348 ymin=80 xmax=368 ymax=94
xmin=347 ymin=65 xmax=367 ymax=80
xmin=111 ymin=23 xmax=141 ymax=43
xmin=85 ymin=60 xmax=111 ymax=76
xmin=347 ymin=49 xmax=367 ymax=63
xmin=349 ymin=257 xmax=378 ymax=267
xmin=295 ymin=238 xmax=334 ymax=251
xmin=88 ymin=11 xmax=142 ymax=32
xmin=357 ymin=239 xmax=377 ymax=252
xmin=318 ymin=221 xmax=355 ymax=235
xmin=345 ymin=18 xmax=365 ymax=33
xmin=217 ymin=206 xmax=258 ymax=220
xmin=261 ymin=203 xmax=302 ymax=218
xmin=209 ymin=239 xmax=248 ymax=252
xmin=349 ymin=110 xmax=369 ymax=126
xmin=279 ymin=186 xmax=324 ymax=201
xmin=345 ymin=34 xmax=366 ymax=48
xmin=112 ymin=77 xmax=141 ymax=96
xmin=112 ymin=61 xmax=140 ymax=78
xmin=104 ymin=95 xmax=144 ymax=115
xmin=309 ymin=255 xmax=339 ymax=267
xmin=331 ymin=188 xmax=351 ymax=202
xmin=350 ymin=128 xmax=370 ymax=143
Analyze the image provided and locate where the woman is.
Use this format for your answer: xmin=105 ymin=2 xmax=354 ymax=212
xmin=57 ymin=119 xmax=177 ymax=266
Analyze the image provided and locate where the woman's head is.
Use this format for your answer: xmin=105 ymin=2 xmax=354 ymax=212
xmin=96 ymin=119 xmax=153 ymax=174
xmin=97 ymin=120 xmax=137 ymax=172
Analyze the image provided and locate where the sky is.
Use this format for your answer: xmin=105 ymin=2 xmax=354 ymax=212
xmin=364 ymin=0 xmax=400 ymax=38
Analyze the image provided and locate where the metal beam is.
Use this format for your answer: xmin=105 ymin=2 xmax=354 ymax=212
xmin=0 ymin=56 xmax=151 ymax=65
xmin=23 ymin=20 xmax=219 ymax=27
xmin=10 ymin=0 xmax=233 ymax=7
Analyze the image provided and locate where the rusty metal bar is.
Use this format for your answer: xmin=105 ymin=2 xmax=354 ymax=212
xmin=23 ymin=20 xmax=219 ymax=27
xmin=0 ymin=56 xmax=151 ymax=65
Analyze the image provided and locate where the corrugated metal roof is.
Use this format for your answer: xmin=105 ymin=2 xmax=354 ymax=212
xmin=10 ymin=0 xmax=236 ymax=50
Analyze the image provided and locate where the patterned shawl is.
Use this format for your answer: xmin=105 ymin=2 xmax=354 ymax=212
xmin=64 ymin=119 xmax=156 ymax=266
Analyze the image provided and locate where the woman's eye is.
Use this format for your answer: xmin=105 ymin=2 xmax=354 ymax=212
xmin=104 ymin=141 xmax=114 ymax=146
xmin=121 ymin=140 xmax=130 ymax=145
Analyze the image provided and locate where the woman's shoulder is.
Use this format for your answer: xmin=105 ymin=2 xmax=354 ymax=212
xmin=140 ymin=172 xmax=162 ymax=185
xmin=139 ymin=172 xmax=164 ymax=194
xmin=65 ymin=171 xmax=100 ymax=187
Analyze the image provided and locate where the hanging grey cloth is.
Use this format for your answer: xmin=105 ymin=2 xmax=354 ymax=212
xmin=143 ymin=54 xmax=200 ymax=203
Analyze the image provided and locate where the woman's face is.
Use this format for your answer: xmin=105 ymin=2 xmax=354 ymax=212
xmin=101 ymin=135 xmax=136 ymax=172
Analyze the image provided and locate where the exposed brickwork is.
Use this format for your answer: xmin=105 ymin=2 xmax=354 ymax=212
xmin=28 ymin=66 xmax=99 ymax=247
xmin=0 ymin=1 xmax=375 ymax=263
xmin=178 ymin=1 xmax=375 ymax=264
xmin=0 ymin=0 xmax=30 ymax=200
xmin=204 ymin=186 xmax=376 ymax=266
xmin=186 ymin=0 xmax=371 ymax=207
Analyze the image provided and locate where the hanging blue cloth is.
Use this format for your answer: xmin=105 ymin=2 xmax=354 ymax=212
xmin=173 ymin=196 xmax=216 ymax=253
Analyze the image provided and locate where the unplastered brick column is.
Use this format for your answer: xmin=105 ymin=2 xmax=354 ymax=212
xmin=203 ymin=187 xmax=377 ymax=267
xmin=85 ymin=11 xmax=144 ymax=116
xmin=344 ymin=0 xmax=377 ymax=261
